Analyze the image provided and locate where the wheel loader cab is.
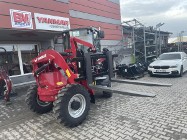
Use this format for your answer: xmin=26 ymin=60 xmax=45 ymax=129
xmin=54 ymin=27 xmax=104 ymax=55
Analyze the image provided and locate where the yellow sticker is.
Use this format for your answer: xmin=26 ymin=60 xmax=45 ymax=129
xmin=56 ymin=82 xmax=63 ymax=86
xmin=66 ymin=69 xmax=71 ymax=77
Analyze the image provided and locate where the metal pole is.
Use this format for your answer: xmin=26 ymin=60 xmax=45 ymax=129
xmin=144 ymin=26 xmax=146 ymax=62
xmin=181 ymin=33 xmax=183 ymax=51
xmin=133 ymin=26 xmax=135 ymax=59
xmin=155 ymin=29 xmax=158 ymax=57
xmin=177 ymin=33 xmax=179 ymax=52
xmin=121 ymin=25 xmax=125 ymax=47
xmin=180 ymin=33 xmax=181 ymax=51
xmin=159 ymin=28 xmax=161 ymax=55
xmin=179 ymin=31 xmax=184 ymax=51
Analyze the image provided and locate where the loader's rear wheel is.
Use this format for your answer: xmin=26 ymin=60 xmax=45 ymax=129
xmin=25 ymin=85 xmax=53 ymax=114
xmin=53 ymin=84 xmax=90 ymax=127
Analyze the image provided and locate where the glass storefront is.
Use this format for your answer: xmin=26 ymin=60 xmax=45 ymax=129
xmin=0 ymin=44 xmax=38 ymax=76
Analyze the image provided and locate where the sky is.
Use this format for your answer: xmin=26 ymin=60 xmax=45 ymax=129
xmin=120 ymin=0 xmax=187 ymax=37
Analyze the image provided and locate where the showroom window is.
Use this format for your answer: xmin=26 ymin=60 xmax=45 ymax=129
xmin=0 ymin=44 xmax=38 ymax=76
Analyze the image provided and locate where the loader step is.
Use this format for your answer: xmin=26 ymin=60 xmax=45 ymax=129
xmin=89 ymin=84 xmax=156 ymax=97
xmin=111 ymin=78 xmax=172 ymax=87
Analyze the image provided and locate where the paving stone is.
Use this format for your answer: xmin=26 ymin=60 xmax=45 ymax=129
xmin=100 ymin=135 xmax=109 ymax=140
xmin=159 ymin=135 xmax=170 ymax=140
xmin=1 ymin=75 xmax=187 ymax=140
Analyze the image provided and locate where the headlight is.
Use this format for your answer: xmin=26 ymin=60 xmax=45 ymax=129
xmin=170 ymin=65 xmax=178 ymax=68
xmin=149 ymin=65 xmax=153 ymax=68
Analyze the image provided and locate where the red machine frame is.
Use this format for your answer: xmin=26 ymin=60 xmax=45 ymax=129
xmin=32 ymin=37 xmax=95 ymax=102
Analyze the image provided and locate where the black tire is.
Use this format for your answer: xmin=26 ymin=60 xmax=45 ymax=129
xmin=25 ymin=85 xmax=53 ymax=114
xmin=149 ymin=73 xmax=153 ymax=77
xmin=179 ymin=66 xmax=183 ymax=77
xmin=0 ymin=80 xmax=5 ymax=97
xmin=53 ymin=84 xmax=90 ymax=127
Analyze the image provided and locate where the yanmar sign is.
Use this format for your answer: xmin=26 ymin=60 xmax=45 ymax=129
xmin=10 ymin=9 xmax=33 ymax=29
xmin=34 ymin=13 xmax=70 ymax=31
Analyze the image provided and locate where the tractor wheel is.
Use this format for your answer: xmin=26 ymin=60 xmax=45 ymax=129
xmin=53 ymin=84 xmax=90 ymax=127
xmin=179 ymin=66 xmax=183 ymax=77
xmin=25 ymin=85 xmax=53 ymax=114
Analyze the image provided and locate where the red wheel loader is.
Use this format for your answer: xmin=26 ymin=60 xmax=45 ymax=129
xmin=26 ymin=27 xmax=172 ymax=127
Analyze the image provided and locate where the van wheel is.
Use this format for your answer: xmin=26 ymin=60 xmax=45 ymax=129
xmin=179 ymin=66 xmax=183 ymax=77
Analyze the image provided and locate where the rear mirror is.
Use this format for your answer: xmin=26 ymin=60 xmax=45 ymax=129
xmin=153 ymin=58 xmax=157 ymax=61
xmin=98 ymin=30 xmax=105 ymax=39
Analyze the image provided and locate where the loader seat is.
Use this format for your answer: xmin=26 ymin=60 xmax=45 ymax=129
xmin=76 ymin=48 xmax=84 ymax=57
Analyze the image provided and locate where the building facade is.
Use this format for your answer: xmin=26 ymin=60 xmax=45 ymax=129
xmin=0 ymin=0 xmax=122 ymax=84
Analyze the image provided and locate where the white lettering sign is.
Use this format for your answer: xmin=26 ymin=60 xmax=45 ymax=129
xmin=34 ymin=13 xmax=70 ymax=31
xmin=34 ymin=54 xmax=47 ymax=62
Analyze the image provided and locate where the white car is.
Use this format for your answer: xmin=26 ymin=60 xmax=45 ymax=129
xmin=148 ymin=52 xmax=187 ymax=76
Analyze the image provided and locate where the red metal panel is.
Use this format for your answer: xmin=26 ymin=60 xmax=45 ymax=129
xmin=70 ymin=0 xmax=120 ymax=9
xmin=0 ymin=2 xmax=69 ymax=17
xmin=70 ymin=17 xmax=121 ymax=30
xmin=69 ymin=0 xmax=120 ymax=15
xmin=69 ymin=3 xmax=120 ymax=20
xmin=0 ymin=15 xmax=12 ymax=28
xmin=0 ymin=0 xmax=69 ymax=14
xmin=102 ymin=35 xmax=122 ymax=40
xmin=88 ymin=0 xmax=120 ymax=9
xmin=0 ymin=0 xmax=122 ymax=41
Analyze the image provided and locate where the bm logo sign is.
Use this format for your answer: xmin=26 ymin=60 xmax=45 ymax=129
xmin=10 ymin=9 xmax=33 ymax=29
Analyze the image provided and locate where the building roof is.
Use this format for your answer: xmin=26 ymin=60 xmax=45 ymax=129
xmin=168 ymin=36 xmax=187 ymax=43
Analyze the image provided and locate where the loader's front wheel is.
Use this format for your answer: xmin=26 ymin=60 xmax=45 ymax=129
xmin=53 ymin=84 xmax=90 ymax=127
xmin=25 ymin=85 xmax=53 ymax=114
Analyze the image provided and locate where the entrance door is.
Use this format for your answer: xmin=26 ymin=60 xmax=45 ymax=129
xmin=19 ymin=44 xmax=38 ymax=75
